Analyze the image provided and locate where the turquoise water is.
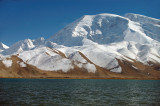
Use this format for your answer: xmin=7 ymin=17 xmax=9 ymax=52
xmin=0 ymin=79 xmax=160 ymax=105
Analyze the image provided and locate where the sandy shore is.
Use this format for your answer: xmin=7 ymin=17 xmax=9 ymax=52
xmin=0 ymin=76 xmax=160 ymax=80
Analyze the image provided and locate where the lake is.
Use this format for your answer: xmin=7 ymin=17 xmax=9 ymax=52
xmin=0 ymin=79 xmax=160 ymax=105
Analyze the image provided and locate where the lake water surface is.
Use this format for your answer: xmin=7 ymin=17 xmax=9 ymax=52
xmin=0 ymin=79 xmax=160 ymax=105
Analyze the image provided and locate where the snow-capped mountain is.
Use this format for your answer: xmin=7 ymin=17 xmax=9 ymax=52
xmin=2 ymin=37 xmax=63 ymax=55
xmin=0 ymin=42 xmax=9 ymax=50
xmin=0 ymin=13 xmax=160 ymax=79
xmin=2 ymin=39 xmax=35 ymax=55
xmin=125 ymin=13 xmax=160 ymax=42
xmin=48 ymin=13 xmax=160 ymax=46
xmin=0 ymin=42 xmax=9 ymax=52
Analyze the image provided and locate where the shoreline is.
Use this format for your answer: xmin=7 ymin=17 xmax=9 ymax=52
xmin=0 ymin=77 xmax=160 ymax=80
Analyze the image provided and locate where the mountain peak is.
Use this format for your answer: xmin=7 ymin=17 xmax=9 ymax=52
xmin=2 ymin=39 xmax=35 ymax=55
xmin=0 ymin=42 xmax=9 ymax=50
xmin=48 ymin=13 xmax=130 ymax=46
xmin=48 ymin=13 xmax=160 ymax=46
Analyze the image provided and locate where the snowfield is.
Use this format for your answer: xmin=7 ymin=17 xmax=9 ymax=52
xmin=2 ymin=59 xmax=12 ymax=68
xmin=1 ymin=13 xmax=160 ymax=73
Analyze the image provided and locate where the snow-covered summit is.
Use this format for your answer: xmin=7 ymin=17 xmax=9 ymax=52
xmin=2 ymin=39 xmax=35 ymax=55
xmin=2 ymin=37 xmax=64 ymax=55
xmin=48 ymin=13 xmax=129 ymax=46
xmin=0 ymin=42 xmax=9 ymax=53
xmin=48 ymin=13 xmax=160 ymax=46
xmin=0 ymin=42 xmax=9 ymax=50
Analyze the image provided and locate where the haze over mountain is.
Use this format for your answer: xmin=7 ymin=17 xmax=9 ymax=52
xmin=0 ymin=13 xmax=160 ymax=79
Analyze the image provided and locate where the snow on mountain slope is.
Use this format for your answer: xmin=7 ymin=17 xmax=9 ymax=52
xmin=0 ymin=42 xmax=9 ymax=50
xmin=18 ymin=46 xmax=96 ymax=73
xmin=48 ymin=13 xmax=129 ymax=46
xmin=2 ymin=59 xmax=12 ymax=68
xmin=2 ymin=39 xmax=35 ymax=55
xmin=18 ymin=47 xmax=74 ymax=72
xmin=48 ymin=13 xmax=159 ymax=46
xmin=125 ymin=13 xmax=160 ymax=25
xmin=33 ymin=37 xmax=45 ymax=45
xmin=53 ymin=38 xmax=160 ymax=73
xmin=2 ymin=37 xmax=64 ymax=55
xmin=17 ymin=38 xmax=160 ymax=73
xmin=0 ymin=42 xmax=9 ymax=52
xmin=33 ymin=37 xmax=64 ymax=48
xmin=125 ymin=13 xmax=160 ymax=43
xmin=1 ymin=13 xmax=160 ymax=75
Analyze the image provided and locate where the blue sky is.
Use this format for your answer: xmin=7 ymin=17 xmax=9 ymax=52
xmin=0 ymin=0 xmax=160 ymax=46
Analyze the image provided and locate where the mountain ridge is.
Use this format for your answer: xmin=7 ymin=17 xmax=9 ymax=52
xmin=48 ymin=13 xmax=160 ymax=46
xmin=0 ymin=13 xmax=160 ymax=79
xmin=0 ymin=42 xmax=9 ymax=52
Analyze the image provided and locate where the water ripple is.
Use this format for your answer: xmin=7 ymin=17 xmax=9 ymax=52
xmin=0 ymin=79 xmax=160 ymax=105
